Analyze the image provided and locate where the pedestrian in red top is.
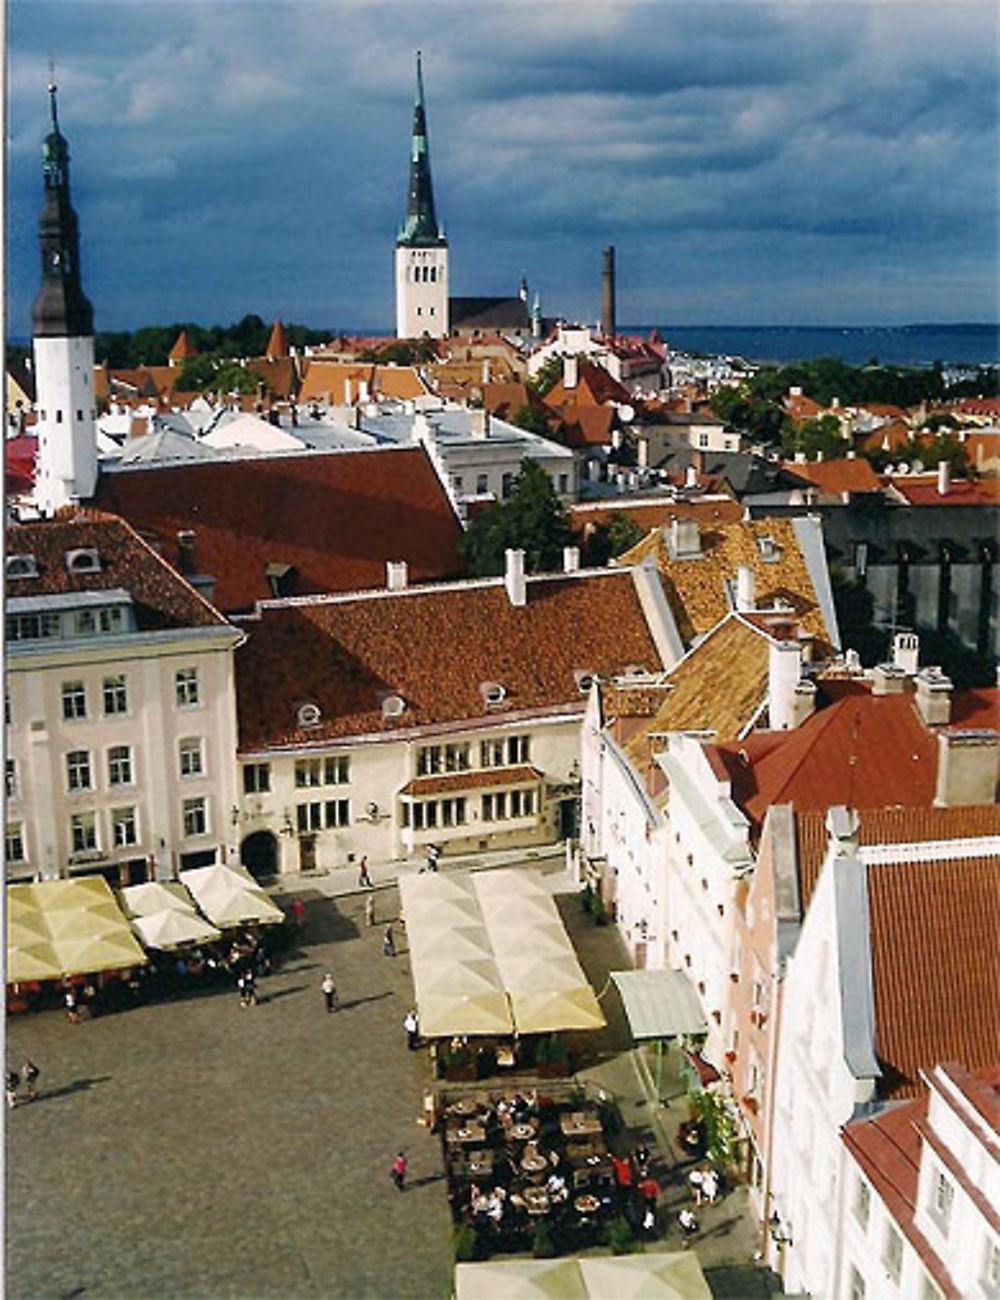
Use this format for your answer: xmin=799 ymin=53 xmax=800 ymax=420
xmin=291 ymin=898 xmax=305 ymax=930
xmin=391 ymin=1150 xmax=407 ymax=1191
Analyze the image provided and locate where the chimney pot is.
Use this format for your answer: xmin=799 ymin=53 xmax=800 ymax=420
xmin=563 ymin=545 xmax=580 ymax=574
xmin=892 ymin=632 xmax=919 ymax=676
xmin=914 ymin=666 xmax=953 ymax=725
xmin=768 ymin=639 xmax=803 ymax=730
xmin=936 ymin=460 xmax=950 ymax=495
xmin=934 ymin=730 xmax=999 ymax=806
xmin=667 ymin=517 xmax=701 ymax=560
xmin=736 ymin=566 xmax=755 ymax=612
xmin=386 ymin=560 xmax=408 ymax=591
xmin=504 ymin=548 xmax=527 ymax=607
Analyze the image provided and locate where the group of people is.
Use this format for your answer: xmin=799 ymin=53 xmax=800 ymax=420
xmin=5 ymin=1059 xmax=39 ymax=1109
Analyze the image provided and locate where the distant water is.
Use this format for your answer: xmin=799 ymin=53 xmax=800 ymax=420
xmin=629 ymin=323 xmax=999 ymax=368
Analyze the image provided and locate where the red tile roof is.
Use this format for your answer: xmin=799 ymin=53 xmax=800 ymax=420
xmin=265 ymin=320 xmax=289 ymax=360
xmin=782 ymin=392 xmax=825 ymax=423
xmin=399 ymin=766 xmax=542 ymax=796
xmin=93 ymin=447 xmax=465 ymax=613
xmin=889 ymin=475 xmax=1000 ymax=506
xmin=168 ymin=330 xmax=198 ymax=363
xmin=5 ymin=508 xmax=227 ymax=630
xmin=554 ymin=405 xmax=616 ymax=448
xmin=782 ymin=458 xmax=882 ymax=495
xmin=5 ymin=435 xmax=37 ymax=493
xmin=234 ymin=569 xmax=664 ymax=751
xmin=570 ymin=499 xmax=744 ymax=538
xmin=956 ymin=398 xmax=1000 ymax=417
xmin=543 ymin=361 xmax=631 ymax=410
xmin=868 ymin=855 xmax=1000 ymax=1098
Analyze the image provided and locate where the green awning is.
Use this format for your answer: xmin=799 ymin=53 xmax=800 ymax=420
xmin=610 ymin=968 xmax=707 ymax=1040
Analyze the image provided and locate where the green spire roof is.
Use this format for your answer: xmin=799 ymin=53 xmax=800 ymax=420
xmin=398 ymin=51 xmax=446 ymax=248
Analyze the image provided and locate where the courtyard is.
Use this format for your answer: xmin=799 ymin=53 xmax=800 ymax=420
xmin=6 ymin=868 xmax=774 ymax=1298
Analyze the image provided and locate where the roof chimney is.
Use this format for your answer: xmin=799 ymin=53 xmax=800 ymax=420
xmin=684 ymin=464 xmax=698 ymax=490
xmin=386 ymin=560 xmax=409 ymax=591
xmin=471 ymin=409 xmax=489 ymax=439
xmin=601 ymin=245 xmax=616 ymax=339
xmin=914 ymin=666 xmax=953 ymax=726
xmin=768 ymin=639 xmax=803 ymax=731
xmin=667 ymin=517 xmax=701 ymax=560
xmin=563 ymin=545 xmax=580 ymax=574
xmin=871 ymin=663 xmax=907 ymax=695
xmin=564 ymin=355 xmax=578 ymax=390
xmin=825 ymin=805 xmax=860 ymax=853
xmin=891 ymin=631 xmax=919 ymax=676
xmin=735 ymin=565 xmax=755 ymax=612
xmin=504 ymin=548 xmax=527 ymax=607
xmin=936 ymin=460 xmax=950 ymax=496
xmin=934 ymin=730 xmax=999 ymax=806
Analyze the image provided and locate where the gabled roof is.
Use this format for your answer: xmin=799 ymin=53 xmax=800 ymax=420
xmin=245 ymin=357 xmax=298 ymax=400
xmin=298 ymin=360 xmax=426 ymax=405
xmin=544 ymin=361 xmax=631 ymax=410
xmin=855 ymin=418 xmax=912 ymax=455
xmin=483 ymin=382 xmax=531 ymax=420
xmin=234 ymin=568 xmax=665 ymax=751
xmin=887 ymin=475 xmax=1000 ymax=507
xmin=93 ymin=446 xmax=465 ymax=613
xmin=265 ymin=320 xmax=289 ymax=360
xmin=449 ymin=297 xmax=531 ymax=332
xmin=5 ymin=509 xmax=227 ymax=630
xmin=168 ymin=330 xmax=198 ymax=364
xmin=783 ymin=392 xmax=826 ymax=423
xmin=782 ymin=458 xmax=882 ymax=495
xmin=618 ymin=516 xmax=832 ymax=651
xmin=570 ymin=499 xmax=744 ymax=536
xmin=553 ymin=405 xmax=616 ymax=448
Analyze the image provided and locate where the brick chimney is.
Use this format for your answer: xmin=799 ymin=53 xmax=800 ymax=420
xmin=505 ymin=548 xmax=526 ymax=607
xmin=934 ymin=730 xmax=999 ymax=806
xmin=601 ymin=245 xmax=616 ymax=339
xmin=914 ymin=666 xmax=953 ymax=726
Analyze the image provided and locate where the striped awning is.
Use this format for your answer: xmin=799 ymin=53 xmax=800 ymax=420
xmin=610 ymin=968 xmax=707 ymax=1040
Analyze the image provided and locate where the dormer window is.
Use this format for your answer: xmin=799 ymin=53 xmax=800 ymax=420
xmin=757 ymin=536 xmax=779 ymax=563
xmin=297 ymin=702 xmax=322 ymax=729
xmin=6 ymin=554 xmax=38 ymax=580
xmin=65 ymin=548 xmax=101 ymax=575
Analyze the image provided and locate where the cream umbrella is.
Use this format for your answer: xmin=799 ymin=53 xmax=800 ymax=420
xmin=484 ymin=921 xmax=574 ymax=958
xmin=414 ymin=958 xmax=505 ymax=996
xmin=477 ymin=892 xmax=559 ymax=925
xmin=495 ymin=954 xmax=588 ymax=993
xmin=454 ymin=1258 xmax=587 ymax=1300
xmin=7 ymin=939 xmax=63 ymax=984
xmin=471 ymin=869 xmax=551 ymax=900
xmin=7 ymin=888 xmax=41 ymax=921
xmin=54 ymin=928 xmax=147 ymax=978
xmin=131 ymin=909 xmax=221 ymax=951
xmin=119 ymin=881 xmax=196 ymax=918
xmin=407 ymin=924 xmax=494 ymax=961
xmin=42 ymin=903 xmax=129 ymax=940
xmin=401 ymin=895 xmax=484 ymax=927
xmin=415 ymin=990 xmax=514 ymax=1038
xmin=578 ymin=1252 xmax=711 ymax=1299
xmin=510 ymin=986 xmax=606 ymax=1035
xmin=7 ymin=910 xmax=50 ymax=946
xmin=27 ymin=876 xmax=113 ymax=910
xmin=400 ymin=873 xmax=476 ymax=904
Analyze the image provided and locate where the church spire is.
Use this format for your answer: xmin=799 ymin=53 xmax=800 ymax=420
xmin=32 ymin=77 xmax=93 ymax=337
xmin=398 ymin=51 xmax=446 ymax=248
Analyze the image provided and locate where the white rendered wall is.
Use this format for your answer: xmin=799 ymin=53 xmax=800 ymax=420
xmin=395 ymin=245 xmax=448 ymax=338
xmin=33 ymin=334 xmax=97 ymax=514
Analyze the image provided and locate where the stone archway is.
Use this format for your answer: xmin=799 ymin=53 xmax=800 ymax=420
xmin=240 ymin=830 xmax=278 ymax=881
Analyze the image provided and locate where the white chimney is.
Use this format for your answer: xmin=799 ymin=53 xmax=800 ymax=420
xmin=789 ymin=386 xmax=802 ymax=397
xmin=736 ymin=566 xmax=755 ymax=612
xmin=344 ymin=378 xmax=352 ymax=405
xmin=935 ymin=730 xmax=999 ymax=807
xmin=505 ymin=548 xmax=527 ymax=607
xmin=413 ymin=413 xmax=433 ymax=445
xmin=685 ymin=464 xmax=698 ymax=489
xmin=768 ymin=639 xmax=803 ymax=731
xmin=825 ymin=805 xmax=860 ymax=853
xmin=892 ymin=632 xmax=919 ymax=676
xmin=937 ymin=460 xmax=950 ymax=496
xmin=914 ymin=666 xmax=953 ymax=726
xmin=668 ymin=517 xmax=701 ymax=560
xmin=471 ymin=409 xmax=489 ymax=439
xmin=481 ymin=359 xmax=490 ymax=386
xmin=871 ymin=663 xmax=907 ymax=695
xmin=845 ymin=648 xmax=862 ymax=673
xmin=358 ymin=380 xmax=369 ymax=403
xmin=386 ymin=560 xmax=408 ymax=591
xmin=564 ymin=355 xmax=578 ymax=390
xmin=563 ymin=545 xmax=580 ymax=574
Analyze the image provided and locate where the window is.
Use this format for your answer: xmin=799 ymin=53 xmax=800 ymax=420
xmin=417 ymin=745 xmax=441 ymax=776
xmin=6 ymin=554 xmax=38 ymax=579
xmin=558 ymin=474 xmax=569 ymax=495
xmin=111 ymin=807 xmax=138 ymax=848
xmin=476 ymin=473 xmax=489 ymax=494
xmin=6 ymin=611 xmax=61 ymax=641
xmin=501 ymin=472 xmax=514 ymax=499
xmin=5 ymin=760 xmax=16 ymax=799
xmin=882 ymin=1225 xmax=903 ymax=1285
xmin=66 ymin=749 xmax=92 ymax=792
xmin=452 ymin=475 xmax=463 ymax=493
xmin=930 ymin=1169 xmax=954 ymax=1235
xmin=103 ymin=675 xmax=128 ymax=716
xmin=699 ymin=433 xmax=709 ymax=449
xmin=179 ymin=738 xmax=204 ymax=779
xmin=509 ymin=788 xmax=536 ymax=817
xmin=296 ymin=802 xmax=323 ymax=833
xmin=62 ymin=681 xmax=87 ymax=720
xmin=441 ymin=797 xmax=467 ymax=827
xmin=480 ymin=738 xmax=505 ymax=768
xmin=324 ymin=755 xmax=350 ymax=785
xmin=175 ymin=668 xmax=200 ymax=708
xmin=853 ymin=1177 xmax=871 ymax=1231
xmin=243 ymin=763 xmax=271 ymax=795
xmin=417 ymin=744 xmax=468 ymax=776
xmin=182 ymin=798 xmax=207 ymax=838
xmin=507 ymin=735 xmax=530 ymax=764
xmin=70 ymin=812 xmax=98 ymax=854
xmin=324 ymin=799 xmax=350 ymax=828
xmin=848 ymin=1266 xmax=866 ymax=1300
xmin=6 ymin=824 xmax=25 ymax=862
xmin=108 ymin=745 xmax=133 ymax=787
xmin=295 ymin=759 xmax=323 ymax=788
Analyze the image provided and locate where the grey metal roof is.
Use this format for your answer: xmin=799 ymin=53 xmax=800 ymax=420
xmin=610 ymin=968 xmax=707 ymax=1040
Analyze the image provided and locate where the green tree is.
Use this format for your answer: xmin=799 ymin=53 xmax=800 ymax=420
xmin=462 ymin=460 xmax=572 ymax=576
xmin=528 ymin=355 xmax=564 ymax=398
xmin=174 ymin=357 xmax=261 ymax=396
xmin=582 ymin=510 xmax=646 ymax=566
xmin=508 ymin=404 xmax=552 ymax=436
xmin=781 ymin=413 xmax=845 ymax=460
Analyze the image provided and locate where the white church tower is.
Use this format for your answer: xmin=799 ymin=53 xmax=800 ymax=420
xmin=32 ymin=80 xmax=97 ymax=515
xmin=394 ymin=53 xmax=449 ymax=339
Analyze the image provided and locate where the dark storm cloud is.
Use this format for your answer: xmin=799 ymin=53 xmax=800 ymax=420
xmin=6 ymin=0 xmax=998 ymax=332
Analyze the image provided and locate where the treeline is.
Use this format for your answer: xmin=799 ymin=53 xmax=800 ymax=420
xmin=93 ymin=314 xmax=335 ymax=368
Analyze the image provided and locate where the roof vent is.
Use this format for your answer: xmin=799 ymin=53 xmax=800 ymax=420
xmin=381 ymin=694 xmax=406 ymax=720
xmin=297 ymin=702 xmax=322 ymax=729
xmin=757 ymin=535 xmax=779 ymax=563
xmin=65 ymin=548 xmax=101 ymax=575
xmin=481 ymin=681 xmax=507 ymax=707
xmin=575 ymin=671 xmax=595 ymax=694
xmin=6 ymin=554 xmax=38 ymax=579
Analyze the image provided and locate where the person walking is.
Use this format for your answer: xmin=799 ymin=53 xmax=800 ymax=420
xmin=6 ymin=1070 xmax=20 ymax=1110
xmin=321 ymin=971 xmax=338 ymax=1012
xmin=403 ymin=1008 xmax=419 ymax=1050
xmin=243 ymin=970 xmax=259 ymax=1006
xmin=365 ymin=892 xmax=376 ymax=928
xmin=20 ymin=1059 xmax=39 ymax=1103
xmin=358 ymin=856 xmax=373 ymax=889
xmin=291 ymin=897 xmax=305 ymax=931
xmin=382 ymin=923 xmax=396 ymax=957
xmin=64 ymin=985 xmax=79 ymax=1024
xmin=391 ymin=1150 xmax=407 ymax=1191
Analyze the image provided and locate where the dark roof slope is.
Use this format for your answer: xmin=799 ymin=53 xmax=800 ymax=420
xmin=235 ymin=570 xmax=663 ymax=750
xmin=93 ymin=447 xmax=465 ymax=613
xmin=6 ymin=509 xmax=226 ymax=630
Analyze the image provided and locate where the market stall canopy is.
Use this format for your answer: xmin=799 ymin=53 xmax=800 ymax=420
xmin=131 ymin=909 xmax=221 ymax=952
xmin=179 ymin=863 xmax=284 ymax=928
xmin=508 ymin=987 xmax=607 ymax=1035
xmin=455 ymin=1253 xmax=710 ymax=1299
xmin=417 ymin=991 xmax=514 ymax=1038
xmin=610 ymin=969 xmax=707 ymax=1040
xmin=6 ymin=879 xmax=146 ymax=981
xmin=455 ymin=1257 xmax=587 ymax=1299
xmin=119 ymin=881 xmax=197 ymax=918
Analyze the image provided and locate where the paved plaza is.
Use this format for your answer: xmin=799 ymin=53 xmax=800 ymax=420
xmin=6 ymin=864 xmax=775 ymax=1298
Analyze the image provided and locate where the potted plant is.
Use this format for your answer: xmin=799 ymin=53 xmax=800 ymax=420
xmin=591 ymin=893 xmax=608 ymax=926
xmin=454 ymin=1223 xmax=479 ymax=1262
xmin=441 ymin=1041 xmax=476 ymax=1083
xmin=537 ymin=1034 xmax=571 ymax=1079
xmin=688 ymin=1087 xmax=737 ymax=1175
xmin=604 ymin=1216 xmax=639 ymax=1255
xmin=531 ymin=1220 xmax=556 ymax=1258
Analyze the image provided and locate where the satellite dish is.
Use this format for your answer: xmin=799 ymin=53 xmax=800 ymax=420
xmin=619 ymin=404 xmax=635 ymax=423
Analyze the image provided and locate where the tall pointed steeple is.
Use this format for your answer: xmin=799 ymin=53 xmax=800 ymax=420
xmin=32 ymin=78 xmax=98 ymax=514
xmin=394 ymin=53 xmax=449 ymax=338
xmin=33 ymin=79 xmax=93 ymax=338
xmin=398 ymin=51 xmax=446 ymax=248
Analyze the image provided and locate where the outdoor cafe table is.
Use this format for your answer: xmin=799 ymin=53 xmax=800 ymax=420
xmin=566 ymin=1139 xmax=607 ymax=1163
xmin=448 ymin=1098 xmax=480 ymax=1118
xmin=574 ymin=1194 xmax=601 ymax=1215
xmin=510 ymin=1121 xmax=537 ymax=1141
xmin=466 ymin=1150 xmax=494 ymax=1178
xmin=447 ymin=1121 xmax=487 ymax=1146
xmin=522 ymin=1187 xmax=550 ymax=1215
xmin=560 ymin=1112 xmax=604 ymax=1138
xmin=521 ymin=1150 xmax=549 ymax=1175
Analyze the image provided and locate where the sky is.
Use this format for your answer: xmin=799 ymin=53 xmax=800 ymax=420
xmin=6 ymin=0 xmax=999 ymax=335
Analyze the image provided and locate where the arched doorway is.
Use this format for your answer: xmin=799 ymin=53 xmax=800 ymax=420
xmin=240 ymin=831 xmax=278 ymax=881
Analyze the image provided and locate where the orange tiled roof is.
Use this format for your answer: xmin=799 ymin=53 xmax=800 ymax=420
xmin=5 ymin=509 xmax=226 ymax=630
xmin=168 ymin=330 xmax=198 ymax=363
xmin=246 ymin=357 xmax=298 ymax=400
xmin=234 ymin=569 xmax=664 ymax=751
xmin=570 ymin=500 xmax=744 ymax=538
xmin=856 ymin=418 xmax=911 ymax=455
xmin=868 ymin=854 xmax=1000 ymax=1098
xmin=265 ymin=320 xmax=289 ymax=360
xmin=554 ymin=405 xmax=616 ymax=448
xmin=543 ymin=361 xmax=631 ymax=410
xmin=783 ymin=392 xmax=825 ymax=423
xmin=399 ymin=766 xmax=542 ymax=796
xmin=93 ymin=447 xmax=465 ymax=613
xmin=298 ymin=360 xmax=426 ymax=404
xmin=889 ymin=475 xmax=1000 ymax=507
xmin=618 ymin=517 xmax=831 ymax=651
xmin=782 ymin=458 xmax=882 ymax=495
xmin=484 ymin=382 xmax=531 ymax=419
